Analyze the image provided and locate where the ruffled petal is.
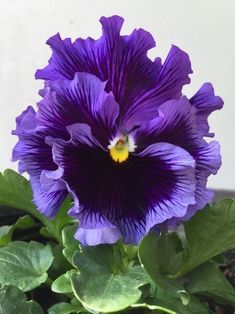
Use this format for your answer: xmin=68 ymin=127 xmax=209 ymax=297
xmin=133 ymin=96 xmax=198 ymax=152
xmin=12 ymin=106 xmax=67 ymax=217
xmin=121 ymin=45 xmax=192 ymax=127
xmin=165 ymin=140 xmax=221 ymax=227
xmin=134 ymin=96 xmax=222 ymax=226
xmin=36 ymin=34 xmax=82 ymax=81
xmin=66 ymin=123 xmax=102 ymax=148
xmin=70 ymin=213 xmax=121 ymax=246
xmin=12 ymin=107 xmax=54 ymax=175
xmin=12 ymin=15 xmax=223 ymax=245
xmin=52 ymin=121 xmax=196 ymax=243
xmin=50 ymin=123 xmax=106 ymax=202
xmin=75 ymin=227 xmax=121 ymax=246
xmin=154 ymin=45 xmax=192 ymax=101
xmin=37 ymin=72 xmax=119 ymax=147
xmin=36 ymin=16 xmax=161 ymax=115
xmin=190 ymin=83 xmax=223 ymax=137
xmin=135 ymin=142 xmax=196 ymax=232
xmin=36 ymin=16 xmax=193 ymax=129
xmin=195 ymin=140 xmax=221 ymax=175
xmin=31 ymin=171 xmax=67 ymax=218
xmin=12 ymin=106 xmax=37 ymax=137
xmin=186 ymin=140 xmax=221 ymax=217
xmin=116 ymin=218 xmax=146 ymax=245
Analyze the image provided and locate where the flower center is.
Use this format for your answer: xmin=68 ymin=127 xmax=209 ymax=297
xmin=108 ymin=134 xmax=136 ymax=163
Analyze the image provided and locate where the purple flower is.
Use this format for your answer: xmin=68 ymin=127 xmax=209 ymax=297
xmin=12 ymin=16 xmax=223 ymax=245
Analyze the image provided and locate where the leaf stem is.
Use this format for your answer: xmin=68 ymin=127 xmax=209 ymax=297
xmin=45 ymin=276 xmax=53 ymax=286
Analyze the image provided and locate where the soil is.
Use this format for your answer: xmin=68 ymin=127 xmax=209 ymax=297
xmin=208 ymin=191 xmax=235 ymax=314
xmin=204 ymin=249 xmax=235 ymax=314
xmin=215 ymin=250 xmax=235 ymax=314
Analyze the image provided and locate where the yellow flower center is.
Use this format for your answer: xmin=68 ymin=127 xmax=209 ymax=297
xmin=108 ymin=134 xmax=136 ymax=163
xmin=109 ymin=137 xmax=129 ymax=163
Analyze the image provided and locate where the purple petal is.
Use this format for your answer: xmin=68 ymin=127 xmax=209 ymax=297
xmin=134 ymin=97 xmax=222 ymax=228
xmin=155 ymin=45 xmax=192 ymax=100
xmin=31 ymin=171 xmax=67 ymax=218
xmin=136 ymin=142 xmax=196 ymax=231
xmin=12 ymin=15 xmax=222 ymax=245
xmin=37 ymin=72 xmax=119 ymax=147
xmin=12 ymin=106 xmax=37 ymax=137
xmin=75 ymin=227 xmax=122 ymax=246
xmin=36 ymin=16 xmax=193 ymax=129
xmin=190 ymin=83 xmax=223 ymax=137
xmin=115 ymin=219 xmax=146 ymax=245
xmin=65 ymin=123 xmax=102 ymax=149
xmin=36 ymin=16 xmax=161 ymax=116
xmin=12 ymin=107 xmax=68 ymax=217
xmin=35 ymin=33 xmax=81 ymax=81
xmin=122 ymin=45 xmax=192 ymax=127
xmin=133 ymin=96 xmax=198 ymax=151
xmin=50 ymin=123 xmax=106 ymax=197
xmin=52 ymin=121 xmax=196 ymax=243
xmin=166 ymin=140 xmax=221 ymax=226
xmin=68 ymin=209 xmax=121 ymax=245
xmin=195 ymin=140 xmax=221 ymax=175
xmin=153 ymin=44 xmax=192 ymax=101
xmin=186 ymin=141 xmax=221 ymax=217
xmin=12 ymin=107 xmax=53 ymax=174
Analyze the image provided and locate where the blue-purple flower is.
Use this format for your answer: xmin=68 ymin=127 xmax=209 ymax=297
xmin=12 ymin=16 xmax=223 ymax=245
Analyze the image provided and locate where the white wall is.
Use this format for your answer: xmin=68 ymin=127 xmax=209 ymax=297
xmin=0 ymin=0 xmax=234 ymax=189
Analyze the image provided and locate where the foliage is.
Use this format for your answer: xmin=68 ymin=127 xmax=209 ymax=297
xmin=0 ymin=169 xmax=235 ymax=313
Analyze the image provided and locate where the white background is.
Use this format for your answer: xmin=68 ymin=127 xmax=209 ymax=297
xmin=0 ymin=0 xmax=234 ymax=190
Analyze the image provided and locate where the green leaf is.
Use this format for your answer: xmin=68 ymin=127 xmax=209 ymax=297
xmin=0 ymin=284 xmax=43 ymax=314
xmin=143 ymin=231 xmax=183 ymax=276
xmin=62 ymin=225 xmax=80 ymax=265
xmin=131 ymin=302 xmax=176 ymax=313
xmin=0 ymin=170 xmax=52 ymax=238
xmin=41 ymin=197 xmax=75 ymax=242
xmin=187 ymin=261 xmax=235 ymax=307
xmin=0 ymin=226 xmax=12 ymax=246
xmin=123 ymin=244 xmax=138 ymax=261
xmin=0 ymin=170 xmax=73 ymax=244
xmin=71 ymin=298 xmax=85 ymax=307
xmin=138 ymin=232 xmax=210 ymax=314
xmin=175 ymin=199 xmax=235 ymax=277
xmin=71 ymin=245 xmax=149 ymax=313
xmin=138 ymin=231 xmax=183 ymax=278
xmin=52 ymin=270 xmax=76 ymax=294
xmin=0 ymin=169 xmax=36 ymax=213
xmin=49 ymin=244 xmax=72 ymax=278
xmin=178 ymin=290 xmax=191 ymax=306
xmin=48 ymin=302 xmax=84 ymax=314
xmin=137 ymin=293 xmax=210 ymax=314
xmin=0 ymin=241 xmax=53 ymax=291
xmin=0 ymin=215 xmax=35 ymax=247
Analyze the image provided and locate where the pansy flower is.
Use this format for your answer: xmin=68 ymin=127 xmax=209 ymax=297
xmin=12 ymin=16 xmax=223 ymax=245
